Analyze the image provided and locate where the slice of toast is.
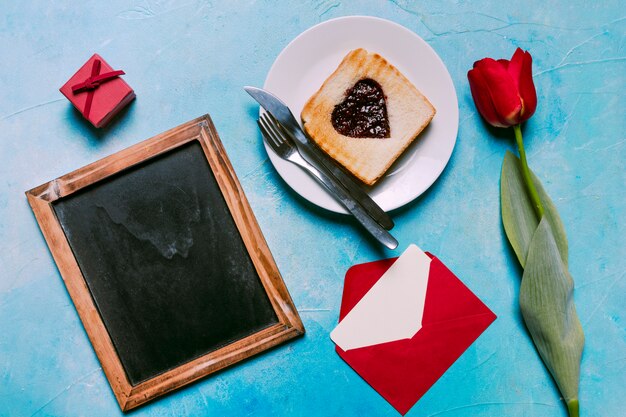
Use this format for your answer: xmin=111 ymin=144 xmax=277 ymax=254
xmin=301 ymin=48 xmax=435 ymax=185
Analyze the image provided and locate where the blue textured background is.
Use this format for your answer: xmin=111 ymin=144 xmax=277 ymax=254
xmin=1 ymin=1 xmax=624 ymax=416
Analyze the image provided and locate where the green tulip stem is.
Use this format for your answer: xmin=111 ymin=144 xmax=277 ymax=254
xmin=513 ymin=124 xmax=545 ymax=219
xmin=567 ymin=399 xmax=580 ymax=417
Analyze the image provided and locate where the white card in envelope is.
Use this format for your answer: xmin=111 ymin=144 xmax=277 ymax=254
xmin=330 ymin=244 xmax=431 ymax=351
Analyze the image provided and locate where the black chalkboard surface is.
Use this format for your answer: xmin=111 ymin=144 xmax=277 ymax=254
xmin=27 ymin=116 xmax=303 ymax=410
xmin=53 ymin=141 xmax=278 ymax=385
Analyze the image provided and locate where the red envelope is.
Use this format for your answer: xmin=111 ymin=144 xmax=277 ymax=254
xmin=335 ymin=252 xmax=496 ymax=415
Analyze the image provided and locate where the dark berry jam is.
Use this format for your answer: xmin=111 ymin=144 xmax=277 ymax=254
xmin=331 ymin=78 xmax=390 ymax=138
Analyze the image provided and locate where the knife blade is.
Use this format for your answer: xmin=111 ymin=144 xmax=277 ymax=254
xmin=244 ymin=86 xmax=394 ymax=231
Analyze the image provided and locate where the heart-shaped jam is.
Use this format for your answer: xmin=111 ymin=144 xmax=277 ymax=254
xmin=331 ymin=78 xmax=390 ymax=138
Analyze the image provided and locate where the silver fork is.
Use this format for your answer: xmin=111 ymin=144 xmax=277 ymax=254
xmin=257 ymin=113 xmax=398 ymax=250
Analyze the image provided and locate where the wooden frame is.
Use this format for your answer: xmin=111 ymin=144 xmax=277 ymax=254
xmin=26 ymin=115 xmax=304 ymax=411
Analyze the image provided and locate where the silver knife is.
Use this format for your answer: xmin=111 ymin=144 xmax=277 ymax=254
xmin=244 ymin=86 xmax=394 ymax=231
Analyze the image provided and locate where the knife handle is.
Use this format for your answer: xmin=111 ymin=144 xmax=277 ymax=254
xmin=298 ymin=141 xmax=395 ymax=231
xmin=290 ymin=152 xmax=398 ymax=250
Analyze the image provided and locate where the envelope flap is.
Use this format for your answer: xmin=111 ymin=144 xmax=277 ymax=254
xmin=422 ymin=256 xmax=496 ymax=326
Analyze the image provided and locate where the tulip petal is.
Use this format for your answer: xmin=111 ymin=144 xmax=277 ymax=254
xmin=475 ymin=58 xmax=523 ymax=126
xmin=507 ymin=48 xmax=525 ymax=91
xmin=468 ymin=67 xmax=509 ymax=128
xmin=518 ymin=51 xmax=537 ymax=122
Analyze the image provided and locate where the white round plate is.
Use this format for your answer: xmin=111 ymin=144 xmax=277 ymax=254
xmin=263 ymin=16 xmax=458 ymax=213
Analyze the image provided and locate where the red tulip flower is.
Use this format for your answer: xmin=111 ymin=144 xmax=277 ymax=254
xmin=468 ymin=47 xmax=544 ymax=218
xmin=467 ymin=48 xmax=584 ymax=417
xmin=468 ymin=48 xmax=537 ymax=128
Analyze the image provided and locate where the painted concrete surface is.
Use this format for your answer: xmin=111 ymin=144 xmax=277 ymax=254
xmin=1 ymin=1 xmax=624 ymax=416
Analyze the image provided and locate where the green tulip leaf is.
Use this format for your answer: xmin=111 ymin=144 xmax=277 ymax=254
xmin=519 ymin=217 xmax=584 ymax=414
xmin=501 ymin=152 xmax=568 ymax=267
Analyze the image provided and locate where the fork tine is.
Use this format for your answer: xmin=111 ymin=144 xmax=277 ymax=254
xmin=258 ymin=113 xmax=272 ymax=132
xmin=259 ymin=112 xmax=276 ymax=132
xmin=263 ymin=113 xmax=295 ymax=150
xmin=265 ymin=112 xmax=281 ymax=128
xmin=262 ymin=115 xmax=287 ymax=145
xmin=259 ymin=115 xmax=281 ymax=147
xmin=259 ymin=114 xmax=279 ymax=141
xmin=265 ymin=113 xmax=289 ymax=140
xmin=257 ymin=119 xmax=278 ymax=148
xmin=268 ymin=112 xmax=302 ymax=146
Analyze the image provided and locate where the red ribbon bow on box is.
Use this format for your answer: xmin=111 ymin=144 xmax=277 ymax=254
xmin=71 ymin=59 xmax=125 ymax=118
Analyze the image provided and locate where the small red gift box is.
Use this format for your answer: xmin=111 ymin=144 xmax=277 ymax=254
xmin=60 ymin=54 xmax=135 ymax=128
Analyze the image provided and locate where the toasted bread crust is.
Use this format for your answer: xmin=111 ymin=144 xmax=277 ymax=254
xmin=301 ymin=48 xmax=435 ymax=185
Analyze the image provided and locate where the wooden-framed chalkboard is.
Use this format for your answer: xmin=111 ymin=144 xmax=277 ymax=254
xmin=26 ymin=115 xmax=304 ymax=411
